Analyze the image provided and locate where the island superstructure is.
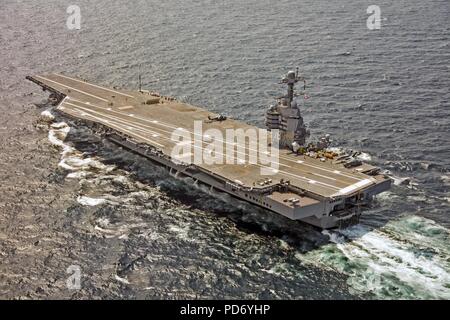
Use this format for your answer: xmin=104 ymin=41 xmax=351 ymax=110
xmin=27 ymin=70 xmax=391 ymax=229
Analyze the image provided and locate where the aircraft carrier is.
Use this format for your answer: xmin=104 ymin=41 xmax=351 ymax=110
xmin=27 ymin=70 xmax=391 ymax=229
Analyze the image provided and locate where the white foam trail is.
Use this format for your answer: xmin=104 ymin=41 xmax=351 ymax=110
xmin=44 ymin=111 xmax=116 ymax=179
xmin=94 ymin=225 xmax=117 ymax=234
xmin=46 ymin=120 xmax=78 ymax=162
xmin=392 ymin=176 xmax=411 ymax=186
xmin=51 ymin=122 xmax=69 ymax=129
xmin=48 ymin=122 xmax=70 ymax=147
xmin=301 ymin=216 xmax=450 ymax=299
xmin=40 ymin=110 xmax=55 ymax=122
xmin=340 ymin=225 xmax=450 ymax=298
xmin=77 ymin=196 xmax=107 ymax=206
xmin=66 ymin=171 xmax=93 ymax=179
xmin=321 ymin=230 xmax=345 ymax=244
xmin=375 ymin=191 xmax=399 ymax=202
xmin=114 ymin=275 xmax=130 ymax=284
xmin=58 ymin=156 xmax=115 ymax=172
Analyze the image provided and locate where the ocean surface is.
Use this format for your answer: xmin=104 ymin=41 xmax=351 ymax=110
xmin=0 ymin=0 xmax=449 ymax=299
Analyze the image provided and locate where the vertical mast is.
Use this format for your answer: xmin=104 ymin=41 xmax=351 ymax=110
xmin=283 ymin=69 xmax=300 ymax=107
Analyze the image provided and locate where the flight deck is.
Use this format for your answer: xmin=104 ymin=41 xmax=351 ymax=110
xmin=27 ymin=72 xmax=391 ymax=228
